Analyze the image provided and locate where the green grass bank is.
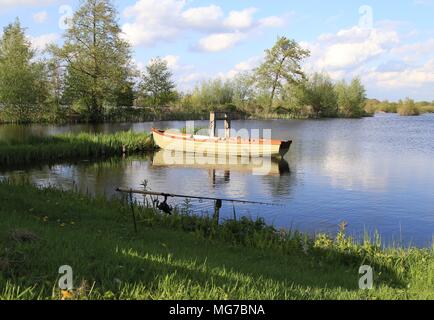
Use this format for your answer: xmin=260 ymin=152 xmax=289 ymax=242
xmin=0 ymin=181 xmax=433 ymax=300
xmin=0 ymin=131 xmax=154 ymax=167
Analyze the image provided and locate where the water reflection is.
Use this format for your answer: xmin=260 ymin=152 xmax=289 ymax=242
xmin=151 ymin=150 xmax=290 ymax=179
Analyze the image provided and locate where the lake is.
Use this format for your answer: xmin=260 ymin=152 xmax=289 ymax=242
xmin=1 ymin=113 xmax=433 ymax=246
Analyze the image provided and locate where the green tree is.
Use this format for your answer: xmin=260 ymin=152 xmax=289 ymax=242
xmin=52 ymin=0 xmax=134 ymax=122
xmin=0 ymin=19 xmax=47 ymax=123
xmin=335 ymin=78 xmax=367 ymax=118
xmin=140 ymin=57 xmax=176 ymax=110
xmin=279 ymin=82 xmax=305 ymax=116
xmin=302 ymin=73 xmax=338 ymax=117
xmin=190 ymin=78 xmax=234 ymax=111
xmin=255 ymin=36 xmax=310 ymax=111
xmin=232 ymin=72 xmax=255 ymax=112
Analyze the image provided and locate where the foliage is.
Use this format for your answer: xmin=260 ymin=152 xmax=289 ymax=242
xmin=231 ymin=72 xmax=255 ymax=112
xmin=188 ymin=78 xmax=234 ymax=111
xmin=397 ymin=98 xmax=420 ymax=116
xmin=0 ymin=19 xmax=48 ymax=123
xmin=335 ymin=78 xmax=367 ymax=118
xmin=254 ymin=36 xmax=310 ymax=112
xmin=51 ymin=0 xmax=134 ymax=122
xmin=138 ymin=57 xmax=177 ymax=111
xmin=300 ymin=73 xmax=338 ymax=118
xmin=0 ymin=131 xmax=154 ymax=166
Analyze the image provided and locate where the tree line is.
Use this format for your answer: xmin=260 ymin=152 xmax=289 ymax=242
xmin=0 ymin=0 xmax=428 ymax=124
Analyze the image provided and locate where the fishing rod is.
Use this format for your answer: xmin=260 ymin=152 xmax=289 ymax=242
xmin=115 ymin=187 xmax=282 ymax=206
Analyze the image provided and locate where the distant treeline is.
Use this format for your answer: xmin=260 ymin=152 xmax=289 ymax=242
xmin=0 ymin=0 xmax=431 ymax=124
xmin=365 ymin=98 xmax=434 ymax=116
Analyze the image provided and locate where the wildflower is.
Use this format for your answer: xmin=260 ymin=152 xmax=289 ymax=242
xmin=61 ymin=290 xmax=74 ymax=300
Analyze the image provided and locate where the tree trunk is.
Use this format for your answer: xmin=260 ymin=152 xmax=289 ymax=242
xmin=269 ymin=56 xmax=287 ymax=111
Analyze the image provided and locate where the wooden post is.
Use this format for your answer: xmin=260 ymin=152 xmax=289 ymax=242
xmin=209 ymin=111 xmax=216 ymax=138
xmin=224 ymin=113 xmax=231 ymax=138
xmin=213 ymin=199 xmax=222 ymax=224
xmin=129 ymin=190 xmax=138 ymax=234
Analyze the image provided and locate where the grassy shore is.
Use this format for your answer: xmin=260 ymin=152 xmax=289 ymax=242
xmin=0 ymin=181 xmax=433 ymax=300
xmin=0 ymin=131 xmax=154 ymax=167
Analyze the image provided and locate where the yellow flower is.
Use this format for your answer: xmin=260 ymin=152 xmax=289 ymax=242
xmin=60 ymin=223 xmax=66 ymax=228
xmin=61 ymin=290 xmax=74 ymax=300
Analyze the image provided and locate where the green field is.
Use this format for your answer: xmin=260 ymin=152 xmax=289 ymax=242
xmin=0 ymin=181 xmax=433 ymax=300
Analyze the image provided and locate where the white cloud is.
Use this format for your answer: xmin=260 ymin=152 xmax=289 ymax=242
xmin=258 ymin=16 xmax=286 ymax=28
xmin=161 ymin=55 xmax=180 ymax=69
xmin=305 ymin=26 xmax=400 ymax=71
xmin=182 ymin=5 xmax=223 ymax=29
xmin=122 ymin=0 xmax=185 ymax=47
xmin=197 ymin=32 xmax=245 ymax=52
xmin=390 ymin=38 xmax=434 ymax=62
xmin=29 ymin=33 xmax=59 ymax=51
xmin=303 ymin=23 xmax=434 ymax=100
xmin=0 ymin=0 xmax=57 ymax=11
xmin=366 ymin=58 xmax=434 ymax=88
xmin=220 ymin=55 xmax=263 ymax=79
xmin=223 ymin=8 xmax=257 ymax=29
xmin=122 ymin=0 xmax=286 ymax=50
xmin=33 ymin=11 xmax=48 ymax=23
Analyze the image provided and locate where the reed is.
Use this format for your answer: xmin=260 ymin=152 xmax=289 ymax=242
xmin=0 ymin=131 xmax=155 ymax=166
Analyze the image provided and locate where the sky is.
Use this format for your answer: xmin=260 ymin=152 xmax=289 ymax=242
xmin=0 ymin=0 xmax=433 ymax=101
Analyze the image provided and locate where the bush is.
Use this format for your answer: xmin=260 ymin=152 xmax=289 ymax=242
xmin=397 ymin=98 xmax=420 ymax=116
xmin=335 ymin=78 xmax=367 ymax=118
xmin=301 ymin=73 xmax=338 ymax=118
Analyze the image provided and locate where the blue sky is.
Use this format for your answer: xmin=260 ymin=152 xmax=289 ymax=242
xmin=0 ymin=0 xmax=433 ymax=100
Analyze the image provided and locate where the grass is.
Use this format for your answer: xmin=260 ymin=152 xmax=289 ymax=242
xmin=0 ymin=180 xmax=433 ymax=300
xmin=0 ymin=131 xmax=155 ymax=167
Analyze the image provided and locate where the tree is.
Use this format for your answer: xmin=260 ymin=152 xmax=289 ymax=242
xmin=190 ymin=78 xmax=233 ymax=111
xmin=52 ymin=0 xmax=134 ymax=122
xmin=232 ymin=72 xmax=255 ymax=112
xmin=335 ymin=78 xmax=367 ymax=118
xmin=44 ymin=55 xmax=65 ymax=118
xmin=302 ymin=73 xmax=338 ymax=117
xmin=0 ymin=19 xmax=47 ymax=123
xmin=140 ymin=57 xmax=176 ymax=110
xmin=255 ymin=36 xmax=310 ymax=111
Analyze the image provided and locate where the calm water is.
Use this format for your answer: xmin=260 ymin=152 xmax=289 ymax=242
xmin=1 ymin=113 xmax=434 ymax=246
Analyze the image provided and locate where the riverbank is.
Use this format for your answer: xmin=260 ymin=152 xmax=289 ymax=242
xmin=0 ymin=181 xmax=433 ymax=300
xmin=2 ymin=107 xmax=433 ymax=125
xmin=0 ymin=131 xmax=154 ymax=167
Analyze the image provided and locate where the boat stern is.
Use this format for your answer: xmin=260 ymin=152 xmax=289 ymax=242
xmin=278 ymin=140 xmax=292 ymax=157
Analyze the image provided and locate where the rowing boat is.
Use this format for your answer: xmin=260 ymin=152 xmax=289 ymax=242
xmin=151 ymin=128 xmax=292 ymax=158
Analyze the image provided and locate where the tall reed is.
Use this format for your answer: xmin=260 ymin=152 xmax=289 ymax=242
xmin=0 ymin=131 xmax=155 ymax=166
